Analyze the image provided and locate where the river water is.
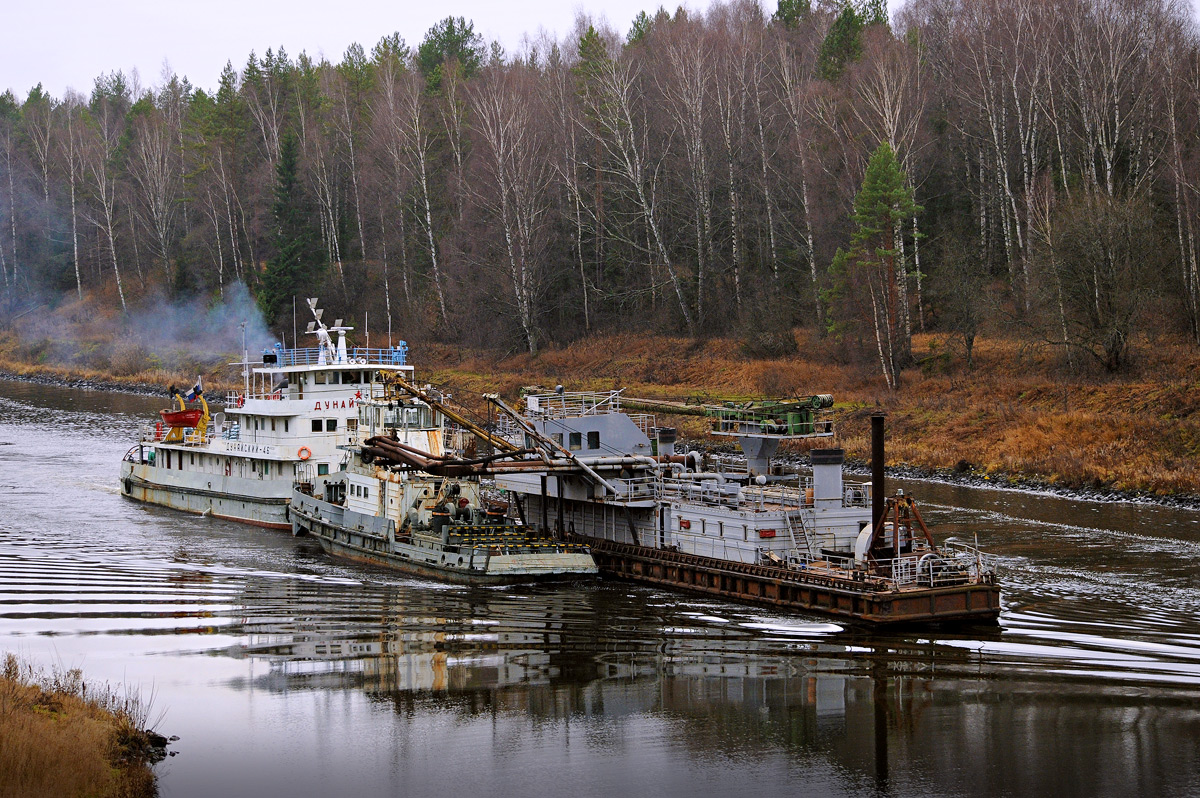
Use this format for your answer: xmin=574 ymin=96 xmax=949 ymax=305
xmin=1 ymin=378 xmax=1198 ymax=798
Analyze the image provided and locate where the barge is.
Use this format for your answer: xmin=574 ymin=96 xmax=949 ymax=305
xmin=472 ymin=389 xmax=1000 ymax=625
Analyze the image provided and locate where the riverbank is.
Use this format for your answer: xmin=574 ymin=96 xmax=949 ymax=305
xmin=0 ymin=654 xmax=167 ymax=798
xmin=418 ymin=331 xmax=1200 ymax=501
xmin=4 ymin=325 xmax=1199 ymax=503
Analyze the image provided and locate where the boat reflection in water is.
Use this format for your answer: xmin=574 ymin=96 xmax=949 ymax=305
xmin=215 ymin=578 xmax=1200 ymax=798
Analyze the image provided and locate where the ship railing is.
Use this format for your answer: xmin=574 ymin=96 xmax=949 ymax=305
xmin=709 ymin=406 xmax=835 ymax=438
xmin=524 ymin=389 xmax=624 ymax=419
xmin=136 ymin=423 xmax=221 ymax=446
xmin=762 ymin=544 xmax=996 ymax=589
xmin=872 ymin=546 xmax=997 ymax=588
xmin=223 ymin=384 xmax=388 ymax=405
xmin=620 ymin=476 xmax=665 ymax=501
xmin=256 ymin=346 xmax=411 ymax=368
xmin=940 ymin=540 xmax=1000 ymax=582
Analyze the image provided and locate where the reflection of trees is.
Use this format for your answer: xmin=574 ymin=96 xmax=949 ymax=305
xmin=216 ymin=577 xmax=1200 ymax=797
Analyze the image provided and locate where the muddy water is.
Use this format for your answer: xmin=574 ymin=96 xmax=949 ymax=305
xmin=1 ymin=378 xmax=1198 ymax=798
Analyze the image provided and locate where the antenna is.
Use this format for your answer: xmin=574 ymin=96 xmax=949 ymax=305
xmin=303 ymin=298 xmax=353 ymax=365
xmin=239 ymin=321 xmax=249 ymax=397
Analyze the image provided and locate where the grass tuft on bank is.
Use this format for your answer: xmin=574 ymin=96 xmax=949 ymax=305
xmin=0 ymin=654 xmax=163 ymax=798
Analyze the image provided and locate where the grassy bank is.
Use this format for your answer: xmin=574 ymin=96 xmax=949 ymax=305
xmin=0 ymin=654 xmax=164 ymax=798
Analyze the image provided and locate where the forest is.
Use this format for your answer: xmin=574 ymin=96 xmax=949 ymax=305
xmin=1 ymin=0 xmax=1199 ymax=389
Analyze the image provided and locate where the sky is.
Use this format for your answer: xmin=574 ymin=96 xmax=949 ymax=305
xmin=7 ymin=0 xmax=1200 ymax=102
xmin=1 ymin=0 xmax=658 ymax=100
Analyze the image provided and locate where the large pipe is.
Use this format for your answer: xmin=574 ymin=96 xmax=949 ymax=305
xmin=871 ymin=414 xmax=885 ymax=527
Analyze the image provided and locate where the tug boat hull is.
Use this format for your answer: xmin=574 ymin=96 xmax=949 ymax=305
xmin=290 ymin=490 xmax=598 ymax=586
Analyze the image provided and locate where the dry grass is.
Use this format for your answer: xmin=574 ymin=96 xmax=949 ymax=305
xmin=0 ymin=654 xmax=161 ymax=798
xmin=416 ymin=330 xmax=1200 ymax=497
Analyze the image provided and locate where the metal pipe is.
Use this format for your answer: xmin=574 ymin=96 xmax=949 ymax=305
xmin=871 ymin=414 xmax=885 ymax=527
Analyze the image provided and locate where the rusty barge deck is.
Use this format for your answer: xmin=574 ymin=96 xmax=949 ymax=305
xmin=576 ymin=536 xmax=1001 ymax=625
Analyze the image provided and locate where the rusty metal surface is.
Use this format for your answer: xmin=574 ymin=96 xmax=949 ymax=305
xmin=578 ymin=535 xmax=1001 ymax=625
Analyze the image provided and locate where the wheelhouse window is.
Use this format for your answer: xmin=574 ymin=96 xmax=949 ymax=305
xmin=569 ymin=432 xmax=582 ymax=451
xmin=587 ymin=431 xmax=600 ymax=449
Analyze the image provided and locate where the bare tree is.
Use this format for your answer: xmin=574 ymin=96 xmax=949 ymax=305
xmin=80 ymin=79 xmax=130 ymax=311
xmin=468 ymin=65 xmax=554 ymax=353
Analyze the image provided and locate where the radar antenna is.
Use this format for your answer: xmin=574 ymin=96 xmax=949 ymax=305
xmin=305 ymin=298 xmax=354 ymax=365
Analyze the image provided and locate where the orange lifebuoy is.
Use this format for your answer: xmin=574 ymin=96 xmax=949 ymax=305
xmin=236 ymin=395 xmax=245 ymax=408
xmin=297 ymin=447 xmax=312 ymax=461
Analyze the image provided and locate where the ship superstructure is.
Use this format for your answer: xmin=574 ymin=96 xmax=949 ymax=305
xmin=288 ymin=378 xmax=598 ymax=584
xmin=119 ymin=300 xmax=425 ymax=529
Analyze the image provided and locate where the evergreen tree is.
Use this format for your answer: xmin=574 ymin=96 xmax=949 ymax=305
xmin=833 ymin=142 xmax=921 ymax=389
xmin=773 ymin=0 xmax=811 ymax=28
xmin=257 ymin=133 xmax=324 ymax=329
xmin=817 ymin=5 xmax=863 ymax=81
xmin=416 ymin=17 xmax=484 ymax=92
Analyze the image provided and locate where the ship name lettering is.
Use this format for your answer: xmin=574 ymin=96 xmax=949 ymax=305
xmin=313 ymin=399 xmax=355 ymax=411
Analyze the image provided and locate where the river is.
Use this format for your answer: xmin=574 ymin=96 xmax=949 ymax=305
xmin=1 ymin=378 xmax=1198 ymax=798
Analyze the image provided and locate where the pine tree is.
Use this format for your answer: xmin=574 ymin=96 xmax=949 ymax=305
xmin=817 ymin=5 xmax=863 ymax=81
xmin=834 ymin=142 xmax=921 ymax=390
xmin=257 ymin=133 xmax=324 ymax=329
xmin=416 ymin=17 xmax=484 ymax=92
xmin=773 ymin=0 xmax=811 ymax=29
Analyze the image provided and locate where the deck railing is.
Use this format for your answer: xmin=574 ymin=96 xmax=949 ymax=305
xmin=257 ymin=346 xmax=411 ymax=368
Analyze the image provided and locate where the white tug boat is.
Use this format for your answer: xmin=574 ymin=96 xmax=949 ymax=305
xmin=119 ymin=300 xmax=415 ymax=529
xmin=288 ymin=378 xmax=599 ymax=585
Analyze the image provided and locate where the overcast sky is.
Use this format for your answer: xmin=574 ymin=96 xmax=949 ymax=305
xmin=2 ymin=0 xmax=656 ymax=99
xmin=6 ymin=0 xmax=1200 ymax=101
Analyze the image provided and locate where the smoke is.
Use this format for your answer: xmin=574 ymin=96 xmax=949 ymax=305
xmin=8 ymin=281 xmax=277 ymax=380
xmin=126 ymin=281 xmax=275 ymax=360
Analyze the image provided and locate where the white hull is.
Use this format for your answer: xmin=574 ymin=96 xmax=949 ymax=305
xmin=120 ymin=461 xmax=291 ymax=530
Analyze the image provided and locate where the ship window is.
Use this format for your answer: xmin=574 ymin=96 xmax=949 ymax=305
xmin=342 ymin=371 xmax=359 ymax=384
xmin=284 ymin=420 xmax=289 ymax=433
xmin=718 ymin=522 xmax=724 ymax=537
xmin=743 ymin=525 xmax=748 ymax=541
xmin=346 ymin=419 xmax=357 ymax=431
xmin=190 ymin=453 xmax=195 ymax=464
xmin=326 ymin=419 xmax=337 ymax=432
xmin=569 ymin=432 xmax=582 ymax=451
xmin=271 ymin=419 xmax=276 ymax=431
xmin=315 ymin=372 xmax=328 ymax=385
xmin=311 ymin=420 xmax=322 ymax=433
xmin=363 ymin=486 xmax=369 ymax=499
xmin=318 ymin=464 xmax=329 ymax=476
xmin=551 ymin=433 xmax=563 ymax=446
xmin=587 ymin=431 xmax=600 ymax=449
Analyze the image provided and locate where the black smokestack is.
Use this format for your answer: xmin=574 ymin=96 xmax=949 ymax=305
xmin=871 ymin=414 xmax=885 ymax=527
